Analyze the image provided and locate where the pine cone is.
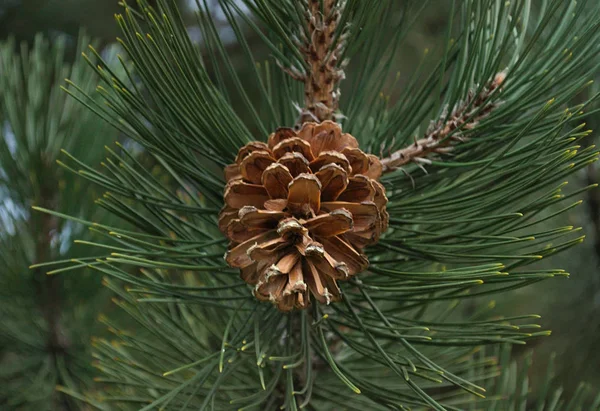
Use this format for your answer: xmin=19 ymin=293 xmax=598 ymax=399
xmin=220 ymin=121 xmax=389 ymax=311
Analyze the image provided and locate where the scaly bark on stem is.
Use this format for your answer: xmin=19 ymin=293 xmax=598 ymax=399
xmin=292 ymin=0 xmax=346 ymax=125
xmin=381 ymin=72 xmax=506 ymax=174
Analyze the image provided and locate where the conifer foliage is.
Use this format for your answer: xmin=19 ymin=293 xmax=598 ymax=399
xmin=0 ymin=34 xmax=117 ymax=409
xmin=32 ymin=0 xmax=600 ymax=409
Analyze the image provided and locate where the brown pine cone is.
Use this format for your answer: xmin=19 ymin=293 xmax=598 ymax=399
xmin=219 ymin=121 xmax=389 ymax=311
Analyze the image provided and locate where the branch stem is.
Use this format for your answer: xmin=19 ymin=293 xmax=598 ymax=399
xmin=32 ymin=160 xmax=72 ymax=409
xmin=294 ymin=0 xmax=346 ymax=125
xmin=381 ymin=72 xmax=506 ymax=174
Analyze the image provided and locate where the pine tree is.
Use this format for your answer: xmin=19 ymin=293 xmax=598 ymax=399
xmin=33 ymin=0 xmax=600 ymax=409
xmin=0 ymin=34 xmax=118 ymax=409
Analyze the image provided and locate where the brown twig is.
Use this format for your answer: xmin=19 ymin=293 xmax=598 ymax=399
xmin=284 ymin=0 xmax=347 ymax=125
xmin=32 ymin=158 xmax=72 ymax=410
xmin=380 ymin=72 xmax=506 ymax=174
xmin=585 ymin=146 xmax=600 ymax=270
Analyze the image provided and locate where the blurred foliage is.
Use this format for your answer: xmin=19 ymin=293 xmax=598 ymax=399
xmin=0 ymin=33 xmax=120 ymax=409
xmin=0 ymin=0 xmax=123 ymax=43
xmin=0 ymin=0 xmax=194 ymax=44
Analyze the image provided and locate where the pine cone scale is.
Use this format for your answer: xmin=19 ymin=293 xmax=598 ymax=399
xmin=224 ymin=181 xmax=270 ymax=209
xmin=226 ymin=229 xmax=280 ymax=268
xmin=239 ymin=151 xmax=275 ymax=184
xmin=315 ymin=163 xmax=349 ymax=201
xmin=262 ymin=163 xmax=293 ymax=199
xmin=272 ymin=137 xmax=315 ymax=160
xmin=287 ymin=173 xmax=322 ymax=216
xmin=278 ymin=152 xmax=311 ymax=176
xmin=303 ymin=209 xmax=353 ymax=237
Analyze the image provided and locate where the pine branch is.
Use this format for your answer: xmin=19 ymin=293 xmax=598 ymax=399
xmin=287 ymin=0 xmax=347 ymax=124
xmin=32 ymin=166 xmax=72 ymax=410
xmin=380 ymin=72 xmax=506 ymax=174
xmin=40 ymin=0 xmax=600 ymax=409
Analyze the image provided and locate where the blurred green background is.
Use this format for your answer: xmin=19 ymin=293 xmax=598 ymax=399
xmin=1 ymin=0 xmax=598 ymax=405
